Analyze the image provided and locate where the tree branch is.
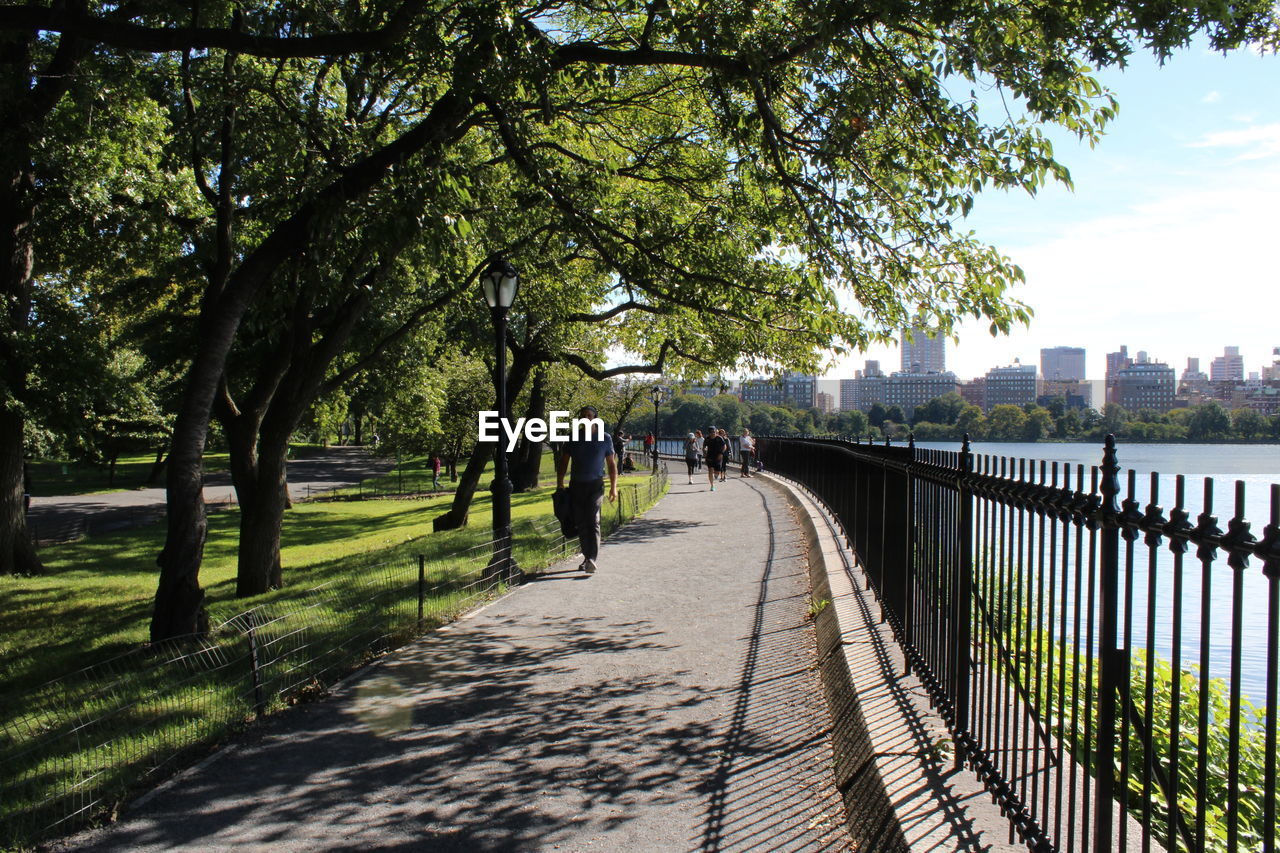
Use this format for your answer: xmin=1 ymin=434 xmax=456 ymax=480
xmin=554 ymin=339 xmax=710 ymax=379
xmin=564 ymin=298 xmax=668 ymax=323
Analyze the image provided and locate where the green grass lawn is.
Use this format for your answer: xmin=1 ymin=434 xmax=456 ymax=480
xmin=1 ymin=456 xmax=667 ymax=847
xmin=2 ymin=457 xmax=659 ymax=700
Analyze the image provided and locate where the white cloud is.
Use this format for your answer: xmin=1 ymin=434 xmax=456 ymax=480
xmin=1189 ymin=122 xmax=1280 ymax=160
xmin=1202 ymin=90 xmax=1222 ymax=103
xmin=826 ymin=162 xmax=1280 ymax=382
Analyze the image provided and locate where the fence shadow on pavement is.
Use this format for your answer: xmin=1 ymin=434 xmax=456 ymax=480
xmin=692 ymin=478 xmax=849 ymax=853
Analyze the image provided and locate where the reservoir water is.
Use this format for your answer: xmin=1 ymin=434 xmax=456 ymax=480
xmin=919 ymin=440 xmax=1280 ymax=708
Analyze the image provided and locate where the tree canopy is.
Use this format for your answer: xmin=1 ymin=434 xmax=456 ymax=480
xmin=1 ymin=0 xmax=1274 ymax=633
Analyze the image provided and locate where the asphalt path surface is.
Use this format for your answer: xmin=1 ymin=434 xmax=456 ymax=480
xmin=27 ymin=447 xmax=394 ymax=543
xmin=63 ymin=474 xmax=851 ymax=852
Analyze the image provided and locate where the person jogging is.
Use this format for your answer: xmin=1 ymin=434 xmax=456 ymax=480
xmin=555 ymin=406 xmax=618 ymax=574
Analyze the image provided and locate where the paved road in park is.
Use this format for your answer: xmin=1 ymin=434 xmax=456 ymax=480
xmin=64 ymin=474 xmax=851 ymax=852
xmin=27 ymin=447 xmax=393 ymax=543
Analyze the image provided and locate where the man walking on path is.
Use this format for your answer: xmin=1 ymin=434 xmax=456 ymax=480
xmin=430 ymin=454 xmax=442 ymax=491
xmin=556 ymin=406 xmax=618 ymax=574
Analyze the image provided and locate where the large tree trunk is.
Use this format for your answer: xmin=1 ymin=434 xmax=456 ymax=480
xmin=151 ymin=348 xmax=229 ymax=641
xmin=234 ymin=430 xmax=289 ymax=596
xmin=0 ymin=35 xmax=43 ymax=576
xmin=432 ymin=442 xmax=491 ymax=531
xmin=0 ymin=409 xmax=41 ymax=574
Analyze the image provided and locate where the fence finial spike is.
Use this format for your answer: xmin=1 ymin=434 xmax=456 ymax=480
xmin=1100 ymin=433 xmax=1120 ymax=514
xmin=961 ymin=433 xmax=971 ymax=454
xmin=908 ymin=432 xmax=916 ymax=450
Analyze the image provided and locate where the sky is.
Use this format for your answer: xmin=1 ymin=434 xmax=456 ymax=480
xmin=822 ymin=43 xmax=1280 ymax=385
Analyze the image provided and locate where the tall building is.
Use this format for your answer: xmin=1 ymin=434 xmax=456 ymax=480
xmin=840 ymin=360 xmax=886 ymax=411
xmin=739 ymin=378 xmax=784 ymax=407
xmin=782 ymin=372 xmax=817 ymax=408
xmin=901 ymin=327 xmax=946 ymax=373
xmin=1179 ymin=358 xmax=1209 ymax=395
xmin=816 ymin=391 xmax=834 ymax=413
xmin=855 ymin=373 xmax=888 ymax=411
xmin=885 ymin=371 xmax=959 ymax=414
xmin=1263 ymin=348 xmax=1280 ymax=381
xmin=959 ymin=378 xmax=985 ymax=409
xmin=1105 ymin=345 xmax=1132 ymax=403
xmin=1115 ymin=361 xmax=1176 ymax=412
xmin=1039 ymin=380 xmax=1092 ymax=409
xmin=740 ymin=373 xmax=816 ymax=408
xmin=838 ymin=378 xmax=858 ymax=412
xmin=1040 ymin=346 xmax=1086 ymax=381
xmin=1210 ymin=346 xmax=1244 ymax=382
xmin=983 ymin=363 xmax=1038 ymax=411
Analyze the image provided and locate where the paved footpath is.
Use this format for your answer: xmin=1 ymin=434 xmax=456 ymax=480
xmin=65 ymin=474 xmax=851 ymax=852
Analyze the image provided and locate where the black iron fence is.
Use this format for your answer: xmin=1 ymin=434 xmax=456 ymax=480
xmin=0 ymin=465 xmax=667 ymax=848
xmin=756 ymin=434 xmax=1279 ymax=853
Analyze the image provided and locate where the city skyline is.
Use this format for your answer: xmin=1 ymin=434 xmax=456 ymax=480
xmin=823 ymin=42 xmax=1279 ymax=385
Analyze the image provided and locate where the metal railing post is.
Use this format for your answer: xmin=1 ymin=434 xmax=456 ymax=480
xmin=246 ymin=620 xmax=266 ymax=718
xmin=1094 ymin=435 xmax=1122 ymax=851
xmin=417 ymin=554 xmax=426 ymax=629
xmin=953 ymin=434 xmax=974 ymax=770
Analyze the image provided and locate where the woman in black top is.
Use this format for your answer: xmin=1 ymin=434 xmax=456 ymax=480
xmin=703 ymin=427 xmax=727 ymax=492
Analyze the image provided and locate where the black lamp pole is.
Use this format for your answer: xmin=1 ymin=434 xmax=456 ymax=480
xmin=652 ymin=397 xmax=660 ymax=470
xmin=649 ymin=385 xmax=669 ymax=471
xmin=481 ymin=259 xmax=520 ymax=582
xmin=492 ymin=305 xmax=512 ymax=566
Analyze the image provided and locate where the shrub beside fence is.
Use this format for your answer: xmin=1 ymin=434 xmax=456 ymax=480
xmin=0 ymin=465 xmax=667 ymax=848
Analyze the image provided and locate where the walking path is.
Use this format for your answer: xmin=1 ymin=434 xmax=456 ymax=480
xmin=62 ymin=475 xmax=850 ymax=852
xmin=27 ymin=447 xmax=392 ymax=543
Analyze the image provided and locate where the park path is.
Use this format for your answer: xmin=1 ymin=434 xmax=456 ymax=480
xmin=26 ymin=447 xmax=392 ymax=543
xmin=63 ymin=474 xmax=851 ymax=852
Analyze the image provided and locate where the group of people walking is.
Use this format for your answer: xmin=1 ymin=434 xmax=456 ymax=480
xmin=554 ymin=411 xmax=763 ymax=577
xmin=683 ymin=428 xmax=757 ymax=491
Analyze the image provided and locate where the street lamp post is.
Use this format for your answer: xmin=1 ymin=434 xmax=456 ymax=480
xmin=649 ymin=385 xmax=670 ymax=471
xmin=480 ymin=259 xmax=520 ymax=582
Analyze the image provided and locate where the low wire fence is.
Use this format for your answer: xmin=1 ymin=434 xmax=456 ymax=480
xmin=0 ymin=464 xmax=667 ymax=848
xmin=757 ymin=435 xmax=1278 ymax=853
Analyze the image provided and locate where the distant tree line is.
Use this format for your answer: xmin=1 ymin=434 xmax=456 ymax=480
xmin=631 ymin=391 xmax=1280 ymax=444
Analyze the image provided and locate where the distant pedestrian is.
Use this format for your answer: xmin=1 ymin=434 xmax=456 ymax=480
xmin=717 ymin=429 xmax=730 ymax=482
xmin=683 ymin=432 xmax=699 ymax=484
xmin=703 ymin=426 xmax=727 ymax=492
xmin=693 ymin=429 xmax=705 ymax=471
xmin=555 ymin=406 xmax=619 ymax=574
xmin=739 ymin=429 xmax=756 ymax=477
xmin=430 ymin=454 xmax=442 ymax=491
